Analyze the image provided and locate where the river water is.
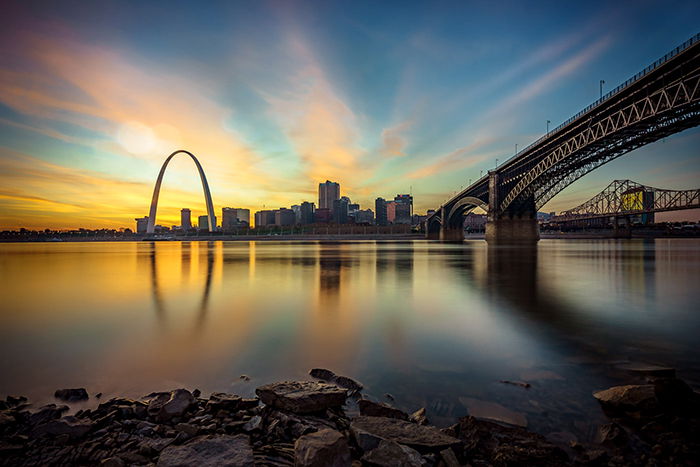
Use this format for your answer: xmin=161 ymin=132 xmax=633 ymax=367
xmin=1 ymin=239 xmax=699 ymax=442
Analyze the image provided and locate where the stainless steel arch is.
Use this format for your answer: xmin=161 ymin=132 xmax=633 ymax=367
xmin=146 ymin=150 xmax=215 ymax=234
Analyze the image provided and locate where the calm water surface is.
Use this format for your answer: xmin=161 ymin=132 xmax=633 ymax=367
xmin=1 ymin=239 xmax=699 ymax=441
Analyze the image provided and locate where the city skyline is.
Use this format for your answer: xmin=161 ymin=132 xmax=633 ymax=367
xmin=1 ymin=1 xmax=700 ymax=229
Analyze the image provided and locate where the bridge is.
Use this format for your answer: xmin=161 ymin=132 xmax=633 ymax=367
xmin=545 ymin=179 xmax=700 ymax=227
xmin=426 ymin=33 xmax=700 ymax=243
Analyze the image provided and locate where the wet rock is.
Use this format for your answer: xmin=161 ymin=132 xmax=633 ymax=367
xmin=309 ymin=368 xmax=363 ymax=391
xmin=174 ymin=423 xmax=198 ymax=436
xmin=100 ymin=457 xmax=125 ymax=467
xmin=149 ymin=389 xmax=195 ymax=422
xmin=6 ymin=395 xmax=27 ymax=407
xmin=309 ymin=368 xmax=337 ymax=381
xmin=440 ymin=447 xmax=460 ymax=467
xmin=615 ymin=363 xmax=676 ymax=378
xmin=459 ymin=397 xmax=528 ymax=427
xmin=156 ymin=434 xmax=254 ymax=467
xmin=28 ymin=404 xmax=69 ymax=425
xmin=239 ymin=375 xmax=251 ymax=381
xmin=350 ymin=416 xmax=461 ymax=452
xmin=294 ymin=428 xmax=351 ymax=467
xmin=358 ymin=399 xmax=409 ymax=420
xmin=384 ymin=393 xmax=395 ymax=401
xmin=54 ymin=387 xmax=89 ymax=402
xmin=593 ymin=385 xmax=657 ymax=412
xmin=243 ymin=415 xmax=262 ymax=432
xmin=206 ymin=392 xmax=242 ymax=412
xmin=595 ymin=422 xmax=627 ymax=446
xmin=455 ymin=416 xmax=568 ymax=466
xmin=410 ymin=408 xmax=429 ymax=426
xmin=32 ymin=416 xmax=93 ymax=439
xmin=256 ymin=381 xmax=347 ymax=414
xmin=500 ymin=380 xmax=531 ymax=389
xmin=361 ymin=440 xmax=426 ymax=466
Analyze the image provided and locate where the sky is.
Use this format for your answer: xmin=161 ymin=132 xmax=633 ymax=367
xmin=1 ymin=0 xmax=699 ymax=229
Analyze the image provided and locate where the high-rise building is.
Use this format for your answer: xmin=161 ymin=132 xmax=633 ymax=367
xmin=386 ymin=201 xmax=397 ymax=224
xmin=135 ymin=216 xmax=149 ymax=234
xmin=300 ymin=201 xmax=315 ymax=224
xmin=318 ymin=180 xmax=340 ymax=210
xmin=222 ymin=207 xmax=250 ymax=230
xmin=375 ymin=198 xmax=387 ymax=226
xmin=180 ymin=209 xmax=191 ymax=230
xmin=393 ymin=194 xmax=413 ymax=225
xmin=275 ymin=208 xmax=296 ymax=226
xmin=254 ymin=210 xmax=276 ymax=227
xmin=291 ymin=205 xmax=301 ymax=224
xmin=197 ymin=215 xmax=216 ymax=230
xmin=314 ymin=208 xmax=331 ymax=223
xmin=354 ymin=209 xmax=374 ymax=224
xmin=332 ymin=197 xmax=349 ymax=224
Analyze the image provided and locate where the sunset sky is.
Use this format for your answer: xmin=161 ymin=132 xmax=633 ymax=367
xmin=1 ymin=0 xmax=699 ymax=229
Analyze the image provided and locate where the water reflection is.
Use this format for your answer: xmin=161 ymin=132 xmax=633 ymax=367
xmin=1 ymin=240 xmax=699 ymax=440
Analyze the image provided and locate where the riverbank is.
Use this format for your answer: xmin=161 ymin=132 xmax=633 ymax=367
xmin=0 ymin=234 xmax=425 ymax=243
xmin=1 ymin=368 xmax=698 ymax=466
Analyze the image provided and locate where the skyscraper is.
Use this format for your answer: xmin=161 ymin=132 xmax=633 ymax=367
xmin=300 ymin=201 xmax=315 ymax=224
xmin=318 ymin=180 xmax=340 ymax=210
xmin=393 ymin=194 xmax=413 ymax=224
xmin=332 ymin=197 xmax=350 ymax=224
xmin=375 ymin=198 xmax=387 ymax=226
xmin=180 ymin=208 xmax=191 ymax=230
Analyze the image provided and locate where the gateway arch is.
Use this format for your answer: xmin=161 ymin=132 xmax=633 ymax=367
xmin=146 ymin=150 xmax=215 ymax=234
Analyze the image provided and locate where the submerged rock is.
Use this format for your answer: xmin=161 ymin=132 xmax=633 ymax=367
xmin=294 ymin=428 xmax=351 ymax=467
xmin=350 ymin=416 xmax=460 ymax=452
xmin=309 ymin=368 xmax=363 ymax=392
xmin=54 ymin=388 xmax=89 ymax=402
xmin=361 ymin=439 xmax=426 ymax=466
xmin=459 ymin=397 xmax=528 ymax=427
xmin=156 ymin=434 xmax=254 ymax=467
xmin=358 ymin=399 xmax=409 ymax=420
xmin=256 ymin=381 xmax=347 ymax=414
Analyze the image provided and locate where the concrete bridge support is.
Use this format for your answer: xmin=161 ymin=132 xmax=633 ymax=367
xmin=440 ymin=225 xmax=465 ymax=241
xmin=485 ymin=171 xmax=540 ymax=244
xmin=612 ymin=216 xmax=632 ymax=239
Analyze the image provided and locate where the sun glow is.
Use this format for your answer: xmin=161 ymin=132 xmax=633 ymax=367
xmin=117 ymin=121 xmax=156 ymax=155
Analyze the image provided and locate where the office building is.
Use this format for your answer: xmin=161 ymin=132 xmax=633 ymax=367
xmin=135 ymin=216 xmax=149 ymax=234
xmin=275 ymin=208 xmax=296 ymax=226
xmin=254 ymin=210 xmax=276 ymax=227
xmin=354 ymin=209 xmax=374 ymax=224
xmin=386 ymin=201 xmax=397 ymax=224
xmin=180 ymin=209 xmax=191 ymax=230
xmin=315 ymin=208 xmax=331 ymax=223
xmin=393 ymin=194 xmax=413 ymax=224
xmin=375 ymin=198 xmax=387 ymax=226
xmin=198 ymin=215 xmax=216 ymax=231
xmin=332 ymin=197 xmax=349 ymax=224
xmin=318 ymin=180 xmax=340 ymax=210
xmin=300 ymin=201 xmax=315 ymax=224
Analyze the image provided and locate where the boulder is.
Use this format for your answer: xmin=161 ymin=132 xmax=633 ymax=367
xmin=350 ymin=416 xmax=461 ymax=453
xmin=309 ymin=368 xmax=337 ymax=381
xmin=156 ymin=434 xmax=254 ymax=467
xmin=294 ymin=428 xmax=351 ymax=467
xmin=32 ymin=416 xmax=93 ymax=439
xmin=592 ymin=385 xmax=657 ymax=412
xmin=358 ymin=399 xmax=409 ymax=420
xmin=148 ymin=389 xmax=195 ymax=422
xmin=54 ymin=388 xmax=89 ymax=402
xmin=28 ymin=404 xmax=69 ymax=425
xmin=206 ymin=393 xmax=242 ymax=412
xmin=309 ymin=368 xmax=364 ymax=391
xmin=409 ymin=408 xmax=429 ymax=426
xmin=361 ymin=440 xmax=426 ymax=466
xmin=256 ymin=381 xmax=347 ymax=414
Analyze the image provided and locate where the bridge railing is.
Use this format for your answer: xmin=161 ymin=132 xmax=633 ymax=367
xmin=499 ymin=32 xmax=700 ymax=171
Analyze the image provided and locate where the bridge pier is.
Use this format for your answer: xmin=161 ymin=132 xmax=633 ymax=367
xmin=439 ymin=225 xmax=464 ymax=241
xmin=612 ymin=216 xmax=632 ymax=239
xmin=485 ymin=217 xmax=540 ymax=244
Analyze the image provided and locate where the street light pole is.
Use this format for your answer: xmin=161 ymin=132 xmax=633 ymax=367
xmin=599 ymin=79 xmax=605 ymax=99
xmin=495 ymin=158 xmax=499 ymax=168
xmin=546 ymin=120 xmax=551 ymax=135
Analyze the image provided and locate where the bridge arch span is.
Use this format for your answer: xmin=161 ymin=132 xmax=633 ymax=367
xmin=146 ymin=150 xmax=215 ymax=234
xmin=445 ymin=196 xmax=488 ymax=227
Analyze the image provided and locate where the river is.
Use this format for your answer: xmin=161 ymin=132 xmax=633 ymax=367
xmin=1 ymin=239 xmax=698 ymax=442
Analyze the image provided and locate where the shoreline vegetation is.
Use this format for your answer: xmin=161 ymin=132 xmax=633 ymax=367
xmin=1 ymin=368 xmax=698 ymax=466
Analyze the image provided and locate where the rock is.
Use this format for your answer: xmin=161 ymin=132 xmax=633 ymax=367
xmin=239 ymin=375 xmax=251 ymax=381
xmin=294 ymin=428 xmax=352 ymax=467
xmin=439 ymin=448 xmax=460 ymax=467
xmin=459 ymin=397 xmax=528 ymax=427
xmin=28 ymin=404 xmax=69 ymax=425
xmin=595 ymin=422 xmax=627 ymax=446
xmin=243 ymin=415 xmax=262 ymax=432
xmin=350 ymin=416 xmax=461 ymax=452
xmin=309 ymin=368 xmax=337 ymax=381
xmin=361 ymin=440 xmax=426 ymax=466
xmin=100 ymin=457 xmax=125 ymax=467
xmin=615 ymin=363 xmax=676 ymax=378
xmin=156 ymin=434 xmax=254 ymax=467
xmin=499 ymin=380 xmax=531 ymax=389
xmin=54 ymin=388 xmax=89 ymax=401
xmin=149 ymin=389 xmax=195 ymax=422
xmin=385 ymin=393 xmax=395 ymax=401
xmin=410 ymin=408 xmax=429 ymax=426
xmin=455 ymin=416 xmax=568 ymax=466
xmin=256 ymin=381 xmax=347 ymax=414
xmin=206 ymin=393 xmax=242 ymax=412
xmin=592 ymin=385 xmax=657 ymax=412
xmin=358 ymin=399 xmax=408 ymax=420
xmin=308 ymin=368 xmax=363 ymax=391
xmin=6 ymin=395 xmax=27 ymax=407
xmin=32 ymin=416 xmax=93 ymax=439
xmin=174 ymin=423 xmax=199 ymax=436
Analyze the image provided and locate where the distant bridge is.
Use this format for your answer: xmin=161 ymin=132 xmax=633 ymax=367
xmin=427 ymin=33 xmax=700 ymax=243
xmin=547 ymin=179 xmax=700 ymax=224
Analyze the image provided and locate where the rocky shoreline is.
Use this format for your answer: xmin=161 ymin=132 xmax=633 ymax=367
xmin=1 ymin=368 xmax=698 ymax=466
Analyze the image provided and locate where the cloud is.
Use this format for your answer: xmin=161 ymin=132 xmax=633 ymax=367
xmin=380 ymin=121 xmax=412 ymax=157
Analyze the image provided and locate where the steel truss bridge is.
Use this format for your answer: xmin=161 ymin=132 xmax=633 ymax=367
xmin=427 ymin=33 xmax=700 ymax=242
xmin=547 ymin=180 xmax=700 ymax=224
